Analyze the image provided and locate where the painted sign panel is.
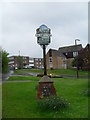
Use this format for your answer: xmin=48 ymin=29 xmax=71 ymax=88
xmin=36 ymin=24 xmax=51 ymax=45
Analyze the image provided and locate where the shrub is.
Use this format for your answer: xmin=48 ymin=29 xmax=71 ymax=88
xmin=81 ymin=88 xmax=90 ymax=97
xmin=37 ymin=95 xmax=69 ymax=112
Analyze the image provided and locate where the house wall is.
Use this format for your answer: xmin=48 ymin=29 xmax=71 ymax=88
xmin=57 ymin=57 xmax=67 ymax=69
xmin=8 ymin=56 xmax=29 ymax=69
xmin=34 ymin=58 xmax=43 ymax=69
xmin=67 ymin=58 xmax=74 ymax=69
xmin=46 ymin=50 xmax=67 ymax=69
xmin=52 ymin=51 xmax=58 ymax=69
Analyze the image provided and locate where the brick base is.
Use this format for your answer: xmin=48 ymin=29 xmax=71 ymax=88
xmin=37 ymin=76 xmax=56 ymax=99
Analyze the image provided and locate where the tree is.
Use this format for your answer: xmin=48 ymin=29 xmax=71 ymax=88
xmin=16 ymin=56 xmax=23 ymax=69
xmin=72 ymin=44 xmax=90 ymax=71
xmin=78 ymin=44 xmax=90 ymax=70
xmin=2 ymin=50 xmax=9 ymax=73
xmin=72 ymin=56 xmax=84 ymax=70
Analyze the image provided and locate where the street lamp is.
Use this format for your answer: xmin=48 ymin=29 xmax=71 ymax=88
xmin=75 ymin=39 xmax=80 ymax=78
xmin=35 ymin=24 xmax=56 ymax=99
xmin=75 ymin=39 xmax=80 ymax=45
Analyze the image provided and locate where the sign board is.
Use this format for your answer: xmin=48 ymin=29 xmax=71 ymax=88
xmin=36 ymin=24 xmax=51 ymax=45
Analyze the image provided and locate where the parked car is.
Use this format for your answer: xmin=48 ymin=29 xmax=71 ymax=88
xmin=23 ymin=65 xmax=32 ymax=69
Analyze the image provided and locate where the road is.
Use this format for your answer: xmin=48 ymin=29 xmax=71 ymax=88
xmin=2 ymin=70 xmax=14 ymax=82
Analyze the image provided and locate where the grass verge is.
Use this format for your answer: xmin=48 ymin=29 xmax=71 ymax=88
xmin=8 ymin=76 xmax=40 ymax=81
xmin=2 ymin=78 xmax=88 ymax=118
xmin=14 ymin=69 xmax=88 ymax=76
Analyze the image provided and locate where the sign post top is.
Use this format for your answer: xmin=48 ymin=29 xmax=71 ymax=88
xmin=35 ymin=24 xmax=52 ymax=46
xmin=40 ymin=24 xmax=48 ymax=29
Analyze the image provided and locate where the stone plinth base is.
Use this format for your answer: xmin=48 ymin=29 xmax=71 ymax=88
xmin=37 ymin=75 xmax=56 ymax=99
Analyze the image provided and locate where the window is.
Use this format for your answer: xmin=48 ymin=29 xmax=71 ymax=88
xmin=36 ymin=62 xmax=38 ymax=64
xmin=8 ymin=61 xmax=14 ymax=64
xmin=49 ymin=49 xmax=52 ymax=57
xmin=49 ymin=63 xmax=53 ymax=68
xmin=73 ymin=52 xmax=78 ymax=57
xmin=39 ymin=62 xmax=41 ymax=64
xmin=35 ymin=58 xmax=38 ymax=61
xmin=49 ymin=57 xmax=52 ymax=62
xmin=9 ymin=57 xmax=14 ymax=60
xmin=66 ymin=53 xmax=68 ymax=55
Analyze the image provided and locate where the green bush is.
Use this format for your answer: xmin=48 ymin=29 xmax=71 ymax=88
xmin=81 ymin=88 xmax=90 ymax=97
xmin=37 ymin=95 xmax=69 ymax=112
xmin=2 ymin=50 xmax=9 ymax=73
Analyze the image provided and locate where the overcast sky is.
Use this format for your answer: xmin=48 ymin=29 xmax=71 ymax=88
xmin=0 ymin=1 xmax=88 ymax=58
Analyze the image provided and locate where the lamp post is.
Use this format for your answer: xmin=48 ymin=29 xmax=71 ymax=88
xmin=35 ymin=24 xmax=56 ymax=99
xmin=75 ymin=39 xmax=80 ymax=78
xmin=75 ymin=39 xmax=80 ymax=45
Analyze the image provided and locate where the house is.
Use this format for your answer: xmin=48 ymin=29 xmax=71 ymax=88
xmin=29 ymin=57 xmax=43 ymax=69
xmin=8 ymin=56 xmax=29 ymax=69
xmin=34 ymin=58 xmax=43 ymax=69
xmin=46 ymin=44 xmax=82 ymax=69
xmin=46 ymin=49 xmax=67 ymax=69
xmin=58 ymin=44 xmax=82 ymax=69
xmin=8 ymin=56 xmax=44 ymax=69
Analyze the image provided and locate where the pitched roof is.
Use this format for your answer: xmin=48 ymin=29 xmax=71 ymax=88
xmin=48 ymin=49 xmax=66 ymax=58
xmin=58 ymin=44 xmax=82 ymax=53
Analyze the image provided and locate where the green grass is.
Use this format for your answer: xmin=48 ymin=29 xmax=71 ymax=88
xmin=47 ymin=69 xmax=88 ymax=76
xmin=0 ymin=85 xmax=2 ymax=119
xmin=2 ymin=78 xmax=88 ymax=118
xmin=14 ymin=69 xmax=43 ymax=74
xmin=8 ymin=76 xmax=40 ymax=81
xmin=14 ymin=69 xmax=88 ymax=76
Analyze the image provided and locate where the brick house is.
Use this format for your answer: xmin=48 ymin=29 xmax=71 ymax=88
xmin=46 ymin=49 xmax=67 ymax=69
xmin=9 ymin=56 xmax=43 ymax=69
xmin=58 ymin=44 xmax=82 ymax=69
xmin=46 ymin=44 xmax=82 ymax=69
xmin=34 ymin=58 xmax=43 ymax=69
xmin=8 ymin=56 xmax=29 ymax=69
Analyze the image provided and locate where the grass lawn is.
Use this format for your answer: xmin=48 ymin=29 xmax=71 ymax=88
xmin=14 ymin=69 xmax=88 ymax=76
xmin=2 ymin=78 xmax=88 ymax=118
xmin=0 ymin=85 xmax=2 ymax=119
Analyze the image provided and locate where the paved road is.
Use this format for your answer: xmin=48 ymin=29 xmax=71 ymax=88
xmin=11 ymin=72 xmax=39 ymax=77
xmin=2 ymin=70 xmax=14 ymax=82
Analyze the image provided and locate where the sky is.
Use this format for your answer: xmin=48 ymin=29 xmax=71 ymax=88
xmin=0 ymin=1 xmax=89 ymax=58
